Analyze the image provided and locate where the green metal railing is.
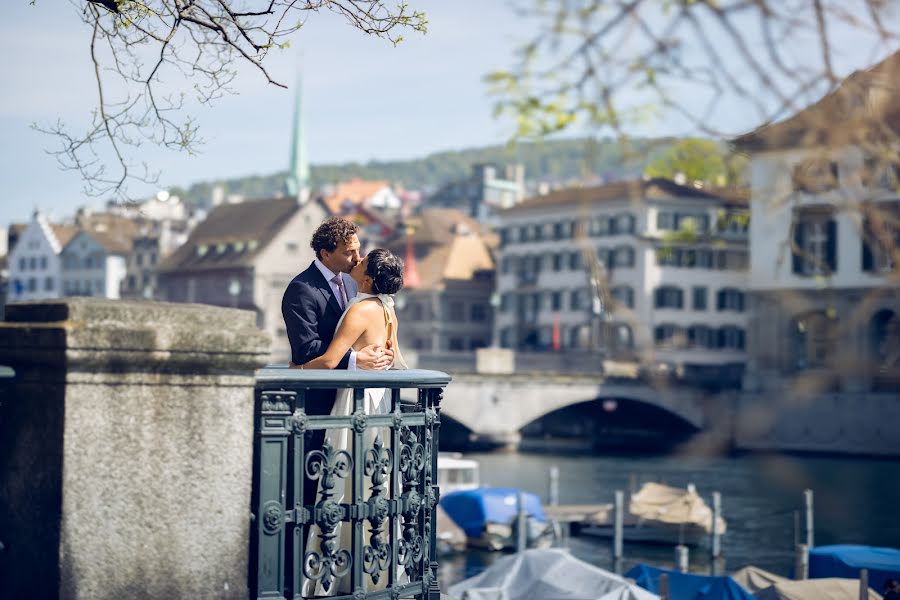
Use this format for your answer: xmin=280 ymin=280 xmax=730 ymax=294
xmin=252 ymin=367 xmax=450 ymax=600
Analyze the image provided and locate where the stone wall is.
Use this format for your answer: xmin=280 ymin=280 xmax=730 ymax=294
xmin=0 ymin=298 xmax=269 ymax=599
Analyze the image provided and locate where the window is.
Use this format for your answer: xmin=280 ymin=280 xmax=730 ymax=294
xmin=687 ymin=325 xmax=714 ymax=348
xmin=717 ymin=288 xmax=745 ymax=312
xmin=19 ymin=257 xmax=25 ymax=271
xmin=789 ymin=311 xmax=834 ymax=370
xmin=596 ymin=247 xmax=611 ymax=267
xmin=611 ymin=286 xmax=634 ymax=309
xmin=718 ymin=326 xmax=746 ymax=350
xmin=692 ymin=287 xmax=707 ymax=310
xmin=45 ymin=277 xmax=54 ymax=291
xmin=471 ymin=304 xmax=487 ymax=321
xmin=657 ymin=211 xmax=674 ymax=230
xmin=501 ymin=257 xmax=511 ymax=274
xmin=449 ymin=302 xmax=465 ymax=321
xmin=137 ymin=253 xmax=144 ymax=267
xmin=40 ymin=257 xmax=47 ymax=269
xmin=28 ymin=278 xmax=37 ymax=292
xmin=96 ymin=280 xmax=104 ymax=295
xmin=449 ymin=338 xmax=465 ymax=351
xmin=792 ymin=214 xmax=837 ymax=276
xmin=861 ymin=204 xmax=900 ymax=273
xmin=654 ymin=286 xmax=684 ymax=309
xmin=552 ymin=253 xmax=563 ymax=271
xmin=569 ymin=251 xmax=582 ymax=271
xmin=571 ymin=289 xmax=590 ymax=311
xmin=29 ymin=257 xmax=37 ymax=270
xmin=615 ymin=213 xmax=636 ymax=234
xmin=612 ymin=246 xmax=635 ymax=268
xmin=591 ymin=216 xmax=610 ymax=236
xmin=654 ymin=324 xmax=684 ymax=346
xmin=551 ymin=291 xmax=562 ymax=311
xmin=697 ymin=249 xmax=714 ymax=269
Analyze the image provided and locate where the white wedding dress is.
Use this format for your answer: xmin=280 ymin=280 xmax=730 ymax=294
xmin=302 ymin=293 xmax=408 ymax=597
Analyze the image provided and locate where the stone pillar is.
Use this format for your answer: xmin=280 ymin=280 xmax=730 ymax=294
xmin=0 ymin=298 xmax=270 ymax=600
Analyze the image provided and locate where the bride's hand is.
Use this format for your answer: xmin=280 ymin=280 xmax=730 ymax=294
xmin=357 ymin=343 xmax=394 ymax=370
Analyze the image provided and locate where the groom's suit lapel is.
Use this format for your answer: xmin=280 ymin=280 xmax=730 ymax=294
xmin=306 ymin=262 xmax=343 ymax=318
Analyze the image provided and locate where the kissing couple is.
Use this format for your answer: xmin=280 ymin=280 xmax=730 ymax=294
xmin=280 ymin=216 xmax=408 ymax=595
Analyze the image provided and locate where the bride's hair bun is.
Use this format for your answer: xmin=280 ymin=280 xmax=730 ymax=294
xmin=366 ymin=248 xmax=404 ymax=295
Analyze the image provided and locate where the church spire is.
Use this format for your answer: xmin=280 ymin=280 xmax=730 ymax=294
xmin=286 ymin=71 xmax=309 ymax=203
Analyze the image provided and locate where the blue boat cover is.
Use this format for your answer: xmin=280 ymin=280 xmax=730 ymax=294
xmin=625 ymin=564 xmax=756 ymax=600
xmin=810 ymin=545 xmax=900 ymax=593
xmin=439 ymin=488 xmax=546 ymax=538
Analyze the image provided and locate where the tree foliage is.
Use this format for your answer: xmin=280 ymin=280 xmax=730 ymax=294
xmin=644 ymin=138 xmax=746 ymax=185
xmin=33 ymin=0 xmax=426 ymax=199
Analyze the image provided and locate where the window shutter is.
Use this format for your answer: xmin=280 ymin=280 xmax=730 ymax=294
xmin=676 ymin=288 xmax=684 ymax=309
xmin=792 ymin=221 xmax=805 ymax=274
xmin=826 ymin=219 xmax=837 ymax=272
xmin=716 ymin=289 xmax=724 ymax=310
xmin=862 ymin=235 xmax=874 ymax=272
xmin=717 ymin=328 xmax=725 ymax=348
xmin=655 ymin=288 xmax=662 ymax=308
xmin=738 ymin=291 xmax=745 ymax=312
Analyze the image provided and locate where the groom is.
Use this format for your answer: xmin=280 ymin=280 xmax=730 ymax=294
xmin=281 ymin=217 xmax=393 ymax=500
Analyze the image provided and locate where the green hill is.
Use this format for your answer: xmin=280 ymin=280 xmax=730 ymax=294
xmin=169 ymin=136 xmax=680 ymax=207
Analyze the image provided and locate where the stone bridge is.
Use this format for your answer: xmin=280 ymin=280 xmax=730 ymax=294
xmin=432 ymin=373 xmax=720 ymax=448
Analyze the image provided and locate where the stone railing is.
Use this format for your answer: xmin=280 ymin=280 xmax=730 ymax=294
xmin=251 ymin=367 xmax=450 ymax=600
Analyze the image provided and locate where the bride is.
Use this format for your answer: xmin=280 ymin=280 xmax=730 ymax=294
xmin=297 ymin=247 xmax=407 ymax=596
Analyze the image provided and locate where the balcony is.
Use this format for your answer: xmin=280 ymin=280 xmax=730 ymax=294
xmin=252 ymin=367 xmax=451 ymax=600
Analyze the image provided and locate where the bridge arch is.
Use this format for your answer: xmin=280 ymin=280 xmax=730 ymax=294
xmin=440 ymin=376 xmax=705 ymax=441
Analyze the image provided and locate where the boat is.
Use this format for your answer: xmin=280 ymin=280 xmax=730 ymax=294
xmin=440 ymin=487 xmax=555 ymax=551
xmin=626 ymin=564 xmax=755 ymax=600
xmin=575 ymin=482 xmax=727 ymax=546
xmin=437 ymin=452 xmax=481 ymax=494
xmin=755 ymin=578 xmax=882 ymax=600
xmin=808 ymin=545 xmax=900 ymax=594
xmin=449 ymin=548 xmax=659 ymax=600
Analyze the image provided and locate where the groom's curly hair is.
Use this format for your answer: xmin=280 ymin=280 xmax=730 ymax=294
xmin=310 ymin=217 xmax=360 ymax=260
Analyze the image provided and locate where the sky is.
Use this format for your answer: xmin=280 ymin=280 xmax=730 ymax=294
xmin=0 ymin=1 xmax=895 ymax=232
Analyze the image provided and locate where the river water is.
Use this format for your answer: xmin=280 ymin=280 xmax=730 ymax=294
xmin=439 ymin=451 xmax=900 ymax=587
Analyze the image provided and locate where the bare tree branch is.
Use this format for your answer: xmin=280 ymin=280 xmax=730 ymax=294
xmin=33 ymin=0 xmax=427 ymax=200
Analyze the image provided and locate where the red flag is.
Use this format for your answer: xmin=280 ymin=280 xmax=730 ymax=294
xmin=551 ymin=313 xmax=561 ymax=352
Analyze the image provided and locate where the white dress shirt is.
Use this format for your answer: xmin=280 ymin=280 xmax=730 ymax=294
xmin=314 ymin=259 xmax=358 ymax=370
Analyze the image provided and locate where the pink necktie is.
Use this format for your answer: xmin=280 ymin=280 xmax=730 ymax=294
xmin=332 ymin=274 xmax=348 ymax=310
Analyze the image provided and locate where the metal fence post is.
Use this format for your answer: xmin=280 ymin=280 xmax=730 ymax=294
xmin=517 ymin=490 xmax=527 ymax=553
xmin=804 ymin=489 xmax=814 ymax=549
xmin=613 ymin=490 xmax=624 ymax=561
xmin=548 ymin=466 xmax=559 ymax=507
xmin=711 ymin=491 xmax=722 ymax=560
xmin=795 ymin=543 xmax=809 ymax=580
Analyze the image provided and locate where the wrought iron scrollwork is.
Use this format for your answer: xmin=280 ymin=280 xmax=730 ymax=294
xmin=363 ymin=435 xmax=393 ymax=584
xmin=303 ymin=440 xmax=353 ymax=593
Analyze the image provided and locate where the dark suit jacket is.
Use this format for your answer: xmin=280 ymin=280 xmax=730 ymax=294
xmin=281 ymin=261 xmax=352 ymax=369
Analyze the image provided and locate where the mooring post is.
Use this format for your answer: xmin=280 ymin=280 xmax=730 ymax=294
xmin=517 ymin=490 xmax=527 ymax=553
xmin=548 ymin=466 xmax=559 ymax=507
xmin=795 ymin=543 xmax=809 ymax=580
xmin=711 ymin=491 xmax=722 ymax=560
xmin=859 ymin=568 xmax=869 ymax=600
xmin=659 ymin=573 xmax=669 ymax=600
xmin=675 ymin=545 xmax=689 ymax=573
xmin=804 ymin=489 xmax=814 ymax=548
xmin=614 ymin=489 xmax=624 ymax=562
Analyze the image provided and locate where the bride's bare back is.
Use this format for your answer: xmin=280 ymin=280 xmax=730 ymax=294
xmin=300 ymin=296 xmax=398 ymax=369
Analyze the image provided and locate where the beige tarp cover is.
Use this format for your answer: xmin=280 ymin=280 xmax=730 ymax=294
xmin=731 ymin=566 xmax=790 ymax=593
xmin=628 ymin=483 xmax=727 ymax=534
xmin=755 ymin=577 xmax=883 ymax=600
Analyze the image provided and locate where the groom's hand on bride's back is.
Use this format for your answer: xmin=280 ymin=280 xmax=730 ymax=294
xmin=356 ymin=343 xmax=394 ymax=370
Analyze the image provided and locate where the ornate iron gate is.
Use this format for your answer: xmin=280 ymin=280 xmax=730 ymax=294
xmin=252 ymin=368 xmax=449 ymax=600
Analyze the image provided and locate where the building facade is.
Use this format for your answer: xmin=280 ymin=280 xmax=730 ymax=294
xmin=386 ymin=209 xmax=496 ymax=355
xmin=60 ymin=230 xmax=130 ymax=299
xmin=157 ymin=196 xmax=327 ymax=360
xmin=426 ymin=163 xmax=526 ymax=224
xmin=6 ymin=212 xmax=76 ymax=303
xmin=494 ymin=179 xmax=749 ymax=381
